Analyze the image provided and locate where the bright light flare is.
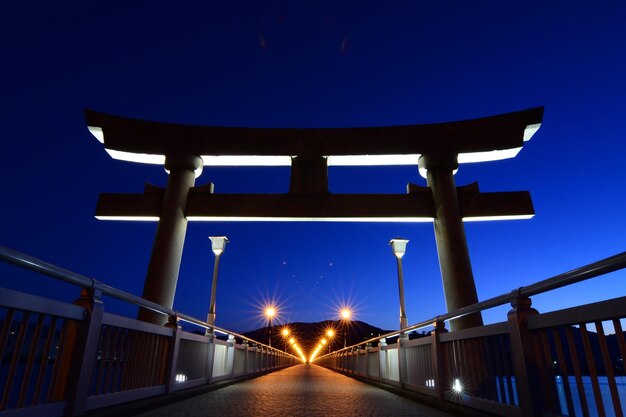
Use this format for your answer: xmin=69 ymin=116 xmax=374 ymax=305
xmin=321 ymin=338 xmax=327 ymax=345
xmin=326 ymin=329 xmax=335 ymax=338
xmin=289 ymin=338 xmax=295 ymax=345
xmin=309 ymin=343 xmax=324 ymax=363
xmin=341 ymin=308 xmax=351 ymax=320
xmin=452 ymin=379 xmax=462 ymax=393
xmin=265 ymin=307 xmax=276 ymax=318
xmin=281 ymin=327 xmax=290 ymax=337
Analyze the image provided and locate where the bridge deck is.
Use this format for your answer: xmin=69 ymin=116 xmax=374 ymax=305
xmin=133 ymin=364 xmax=455 ymax=417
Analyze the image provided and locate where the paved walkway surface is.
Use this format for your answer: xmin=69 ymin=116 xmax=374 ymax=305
xmin=133 ymin=364 xmax=454 ymax=417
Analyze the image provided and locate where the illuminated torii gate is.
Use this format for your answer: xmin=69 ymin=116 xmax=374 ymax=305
xmin=86 ymin=107 xmax=543 ymax=330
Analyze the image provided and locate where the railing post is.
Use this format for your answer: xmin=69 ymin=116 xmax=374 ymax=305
xmin=431 ymin=319 xmax=448 ymax=399
xmin=207 ymin=334 xmax=216 ymax=383
xmin=242 ymin=339 xmax=249 ymax=376
xmin=379 ymin=338 xmax=387 ymax=382
xmin=56 ymin=288 xmax=104 ymax=416
xmin=252 ymin=343 xmax=258 ymax=374
xmin=365 ymin=342 xmax=371 ymax=378
xmin=398 ymin=335 xmax=408 ymax=388
xmin=508 ymin=295 xmax=559 ymax=417
xmin=227 ymin=335 xmax=235 ymax=379
xmin=165 ymin=314 xmax=181 ymax=393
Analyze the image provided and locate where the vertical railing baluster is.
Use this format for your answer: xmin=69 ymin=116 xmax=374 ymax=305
xmin=1 ymin=311 xmax=31 ymax=410
xmin=119 ymin=328 xmax=133 ymax=391
xmin=537 ymin=328 xmax=560 ymax=411
xmin=492 ymin=335 xmax=507 ymax=403
xmin=431 ymin=321 xmax=447 ymax=399
xmin=551 ymin=327 xmax=575 ymax=415
xmin=580 ymin=323 xmax=606 ymax=417
xmin=17 ymin=313 xmax=44 ymax=407
xmin=33 ymin=316 xmax=57 ymax=405
xmin=614 ymin=319 xmax=626 ymax=378
xmin=0 ymin=309 xmax=16 ymax=385
xmin=565 ymin=325 xmax=590 ymax=417
xmin=482 ymin=336 xmax=498 ymax=401
xmin=103 ymin=326 xmax=121 ymax=394
xmin=595 ymin=321 xmax=623 ymax=417
xmin=499 ymin=336 xmax=516 ymax=405
xmin=95 ymin=325 xmax=112 ymax=395
xmin=47 ymin=320 xmax=68 ymax=403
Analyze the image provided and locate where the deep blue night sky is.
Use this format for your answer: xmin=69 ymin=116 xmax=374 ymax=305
xmin=1 ymin=2 xmax=625 ymax=334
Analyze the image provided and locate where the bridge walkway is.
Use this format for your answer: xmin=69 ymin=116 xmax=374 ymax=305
xmin=132 ymin=364 xmax=455 ymax=417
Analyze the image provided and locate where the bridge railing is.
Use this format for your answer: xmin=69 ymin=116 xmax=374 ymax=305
xmin=0 ymin=246 xmax=299 ymax=417
xmin=316 ymin=251 xmax=626 ymax=417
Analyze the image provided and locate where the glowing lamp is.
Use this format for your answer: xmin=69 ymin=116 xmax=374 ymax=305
xmin=453 ymin=379 xmax=462 ymax=393
xmin=390 ymin=238 xmax=409 ymax=259
xmin=209 ymin=236 xmax=228 ymax=256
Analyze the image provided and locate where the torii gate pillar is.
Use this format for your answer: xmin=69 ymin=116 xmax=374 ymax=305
xmin=138 ymin=153 xmax=203 ymax=324
xmin=420 ymin=153 xmax=483 ymax=331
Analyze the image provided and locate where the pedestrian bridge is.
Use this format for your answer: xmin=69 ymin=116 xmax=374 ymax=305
xmin=1 ymin=246 xmax=625 ymax=417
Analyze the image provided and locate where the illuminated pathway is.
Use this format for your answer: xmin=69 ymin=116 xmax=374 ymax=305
xmin=132 ymin=364 xmax=454 ymax=417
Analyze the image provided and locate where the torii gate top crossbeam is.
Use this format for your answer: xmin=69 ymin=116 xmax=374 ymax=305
xmin=85 ymin=107 xmax=543 ymax=166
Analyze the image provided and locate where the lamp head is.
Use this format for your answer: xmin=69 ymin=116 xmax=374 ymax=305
xmin=209 ymin=236 xmax=228 ymax=255
xmin=390 ymin=238 xmax=409 ymax=259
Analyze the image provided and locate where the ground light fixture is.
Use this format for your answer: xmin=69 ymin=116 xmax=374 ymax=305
xmin=390 ymin=238 xmax=409 ymax=333
xmin=206 ymin=236 xmax=228 ymax=336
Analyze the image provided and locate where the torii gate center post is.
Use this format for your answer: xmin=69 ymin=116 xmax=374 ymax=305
xmin=86 ymin=107 xmax=543 ymax=331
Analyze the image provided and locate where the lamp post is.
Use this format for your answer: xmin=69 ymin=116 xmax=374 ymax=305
xmin=206 ymin=236 xmax=228 ymax=336
xmin=340 ymin=308 xmax=351 ymax=348
xmin=281 ymin=327 xmax=290 ymax=351
xmin=390 ymin=238 xmax=409 ymax=337
xmin=326 ymin=329 xmax=335 ymax=353
xmin=265 ymin=307 xmax=276 ymax=347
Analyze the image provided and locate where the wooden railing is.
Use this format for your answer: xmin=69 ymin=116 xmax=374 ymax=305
xmin=316 ymin=251 xmax=626 ymax=417
xmin=0 ymin=247 xmax=299 ymax=417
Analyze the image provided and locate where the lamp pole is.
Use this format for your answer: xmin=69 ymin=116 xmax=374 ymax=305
xmin=390 ymin=238 xmax=409 ymax=337
xmin=341 ymin=309 xmax=351 ymax=348
xmin=265 ymin=307 xmax=276 ymax=347
xmin=206 ymin=236 xmax=228 ymax=336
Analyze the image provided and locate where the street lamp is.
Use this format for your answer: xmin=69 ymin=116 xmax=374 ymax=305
xmin=326 ymin=328 xmax=335 ymax=353
xmin=265 ymin=307 xmax=276 ymax=347
xmin=390 ymin=238 xmax=409 ymax=336
xmin=340 ymin=308 xmax=351 ymax=348
xmin=206 ymin=236 xmax=228 ymax=336
xmin=281 ymin=327 xmax=290 ymax=351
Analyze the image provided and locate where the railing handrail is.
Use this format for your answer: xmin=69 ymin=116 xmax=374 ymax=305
xmin=0 ymin=245 xmax=292 ymax=355
xmin=336 ymin=250 xmax=626 ymax=352
xmin=3 ymin=246 xmax=625 ymax=356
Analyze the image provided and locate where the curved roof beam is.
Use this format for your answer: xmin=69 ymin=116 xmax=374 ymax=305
xmin=85 ymin=107 xmax=543 ymax=167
